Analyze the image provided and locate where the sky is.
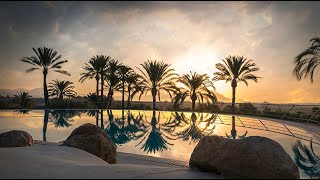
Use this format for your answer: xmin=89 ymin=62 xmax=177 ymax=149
xmin=0 ymin=1 xmax=319 ymax=103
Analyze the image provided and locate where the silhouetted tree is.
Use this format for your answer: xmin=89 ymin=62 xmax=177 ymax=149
xmin=173 ymin=71 xmax=217 ymax=111
xmin=137 ymin=60 xmax=178 ymax=110
xmin=12 ymin=91 xmax=32 ymax=108
xmin=293 ymin=37 xmax=320 ymax=83
xmin=20 ymin=47 xmax=70 ymax=107
xmin=105 ymin=59 xmax=122 ymax=108
xmin=214 ymin=56 xmax=261 ymax=109
xmin=48 ymin=80 xmax=77 ymax=99
xmin=79 ymin=57 xmax=103 ymax=96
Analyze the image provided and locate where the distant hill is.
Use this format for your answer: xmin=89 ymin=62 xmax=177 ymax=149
xmin=0 ymin=88 xmax=43 ymax=98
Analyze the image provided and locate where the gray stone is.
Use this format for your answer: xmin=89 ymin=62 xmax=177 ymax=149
xmin=61 ymin=123 xmax=117 ymax=164
xmin=0 ymin=130 xmax=33 ymax=147
xmin=189 ymin=136 xmax=300 ymax=179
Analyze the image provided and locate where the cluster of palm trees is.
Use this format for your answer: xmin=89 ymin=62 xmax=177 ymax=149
xmin=19 ymin=36 xmax=319 ymax=111
xmin=20 ymin=46 xmax=264 ymax=112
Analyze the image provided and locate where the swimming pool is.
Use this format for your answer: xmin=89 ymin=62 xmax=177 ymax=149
xmin=0 ymin=109 xmax=319 ymax=178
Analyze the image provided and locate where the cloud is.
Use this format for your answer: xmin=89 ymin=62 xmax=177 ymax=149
xmin=1 ymin=1 xmax=320 ymax=103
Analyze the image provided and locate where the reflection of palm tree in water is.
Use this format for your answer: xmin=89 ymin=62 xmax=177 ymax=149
xmin=104 ymin=110 xmax=147 ymax=146
xmin=225 ymin=116 xmax=248 ymax=139
xmin=42 ymin=110 xmax=80 ymax=141
xmin=84 ymin=110 xmax=99 ymax=126
xmin=49 ymin=110 xmax=79 ymax=128
xmin=292 ymin=139 xmax=320 ymax=179
xmin=43 ymin=110 xmax=49 ymax=141
xmin=173 ymin=112 xmax=217 ymax=144
xmin=16 ymin=109 xmax=31 ymax=115
xmin=135 ymin=111 xmax=176 ymax=154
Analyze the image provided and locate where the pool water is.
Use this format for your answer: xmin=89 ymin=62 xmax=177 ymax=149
xmin=0 ymin=109 xmax=319 ymax=178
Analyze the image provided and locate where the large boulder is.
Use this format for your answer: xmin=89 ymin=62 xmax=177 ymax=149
xmin=61 ymin=123 xmax=117 ymax=164
xmin=0 ymin=130 xmax=34 ymax=147
xmin=189 ymin=136 xmax=299 ymax=179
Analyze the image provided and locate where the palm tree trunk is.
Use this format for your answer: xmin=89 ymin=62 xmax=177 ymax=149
xmin=231 ymin=79 xmax=237 ymax=110
xmin=43 ymin=72 xmax=49 ymax=107
xmin=100 ymin=73 xmax=104 ymax=102
xmin=127 ymin=88 xmax=131 ymax=109
xmin=122 ymin=80 xmax=125 ymax=110
xmin=100 ymin=110 xmax=104 ymax=129
xmin=108 ymin=90 xmax=114 ymax=108
xmin=43 ymin=110 xmax=49 ymax=141
xmin=231 ymin=116 xmax=237 ymax=139
xmin=152 ymin=87 xmax=157 ymax=111
xmin=191 ymin=93 xmax=197 ymax=112
xmin=95 ymin=110 xmax=99 ymax=126
xmin=96 ymin=77 xmax=99 ymax=96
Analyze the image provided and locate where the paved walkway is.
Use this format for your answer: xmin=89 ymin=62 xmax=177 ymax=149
xmin=0 ymin=141 xmax=222 ymax=179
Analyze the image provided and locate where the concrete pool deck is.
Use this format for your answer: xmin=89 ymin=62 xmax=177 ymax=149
xmin=0 ymin=141 xmax=222 ymax=179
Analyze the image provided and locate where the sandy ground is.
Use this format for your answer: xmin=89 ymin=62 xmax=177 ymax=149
xmin=0 ymin=141 xmax=222 ymax=179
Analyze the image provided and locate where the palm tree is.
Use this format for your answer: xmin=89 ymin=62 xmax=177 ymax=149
xmin=293 ymin=37 xmax=320 ymax=83
xmin=20 ymin=47 xmax=70 ymax=107
xmin=48 ymin=80 xmax=77 ymax=99
xmin=12 ymin=91 xmax=32 ymax=108
xmin=95 ymin=55 xmax=111 ymax=102
xmin=79 ymin=57 xmax=103 ymax=96
xmin=137 ymin=60 xmax=178 ymax=110
xmin=105 ymin=59 xmax=122 ymax=108
xmin=118 ymin=65 xmax=133 ymax=109
xmin=86 ymin=93 xmax=100 ymax=108
xmin=174 ymin=71 xmax=217 ymax=112
xmin=125 ymin=72 xmax=144 ymax=109
xmin=213 ymin=55 xmax=261 ymax=109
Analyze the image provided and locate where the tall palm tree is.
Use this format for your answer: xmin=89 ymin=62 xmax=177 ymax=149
xmin=79 ymin=57 xmax=103 ymax=96
xmin=118 ymin=65 xmax=133 ymax=109
xmin=125 ymin=72 xmax=144 ymax=109
xmin=20 ymin=47 xmax=70 ymax=107
xmin=213 ymin=55 xmax=261 ymax=109
xmin=105 ymin=59 xmax=122 ymax=108
xmin=174 ymin=71 xmax=217 ymax=112
xmin=48 ymin=80 xmax=77 ymax=99
xmin=137 ymin=60 xmax=178 ymax=110
xmin=95 ymin=55 xmax=110 ymax=102
xmin=13 ymin=91 xmax=32 ymax=108
xmin=293 ymin=37 xmax=320 ymax=83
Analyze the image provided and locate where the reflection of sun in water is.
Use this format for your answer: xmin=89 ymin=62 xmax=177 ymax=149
xmin=172 ymin=46 xmax=228 ymax=94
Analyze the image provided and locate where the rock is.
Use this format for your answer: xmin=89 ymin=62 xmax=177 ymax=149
xmin=0 ymin=130 xmax=34 ymax=147
xmin=189 ymin=136 xmax=299 ymax=179
xmin=61 ymin=123 xmax=117 ymax=164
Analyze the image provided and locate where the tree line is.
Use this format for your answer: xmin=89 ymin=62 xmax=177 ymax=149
xmin=18 ymin=37 xmax=319 ymax=111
